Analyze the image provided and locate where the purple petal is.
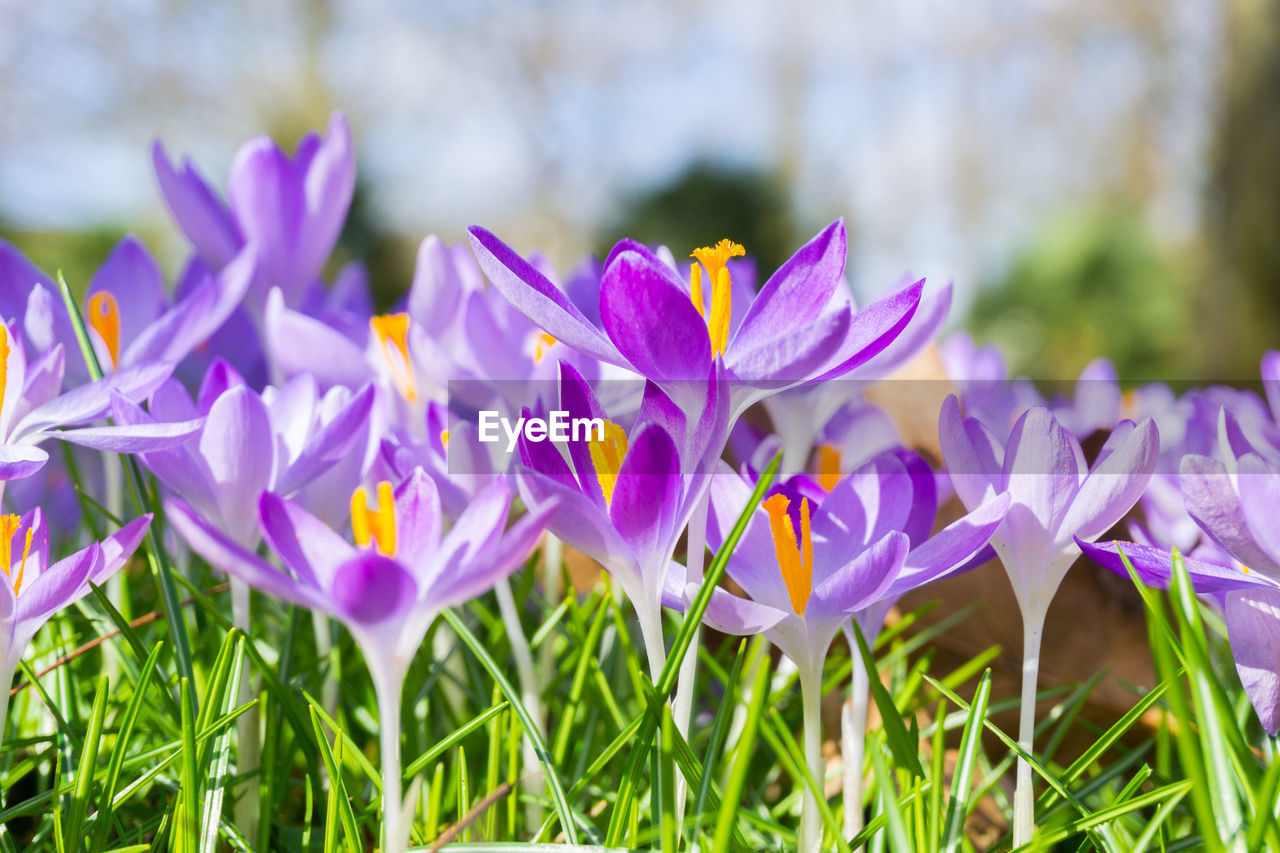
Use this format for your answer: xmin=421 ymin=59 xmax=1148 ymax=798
xmin=392 ymin=469 xmax=443 ymax=570
xmin=1224 ymin=588 xmax=1280 ymax=734
xmin=608 ymin=424 xmax=682 ymax=569
xmin=731 ymin=221 xmax=846 ymax=354
xmin=1001 ymin=407 xmax=1081 ymax=539
xmin=264 ymin=293 xmax=372 ymax=390
xmin=601 ymin=248 xmax=711 ymax=382
xmin=0 ymin=445 xmax=49 ymax=479
xmin=435 ymin=481 xmax=513 ymax=582
xmin=707 ymin=466 xmax=792 ymax=613
xmin=844 ymin=280 xmax=952 ymax=381
xmin=56 ymin=417 xmax=204 ymax=452
xmin=1060 ymin=417 xmax=1159 ymax=540
xmin=86 ymin=236 xmax=166 ymax=350
xmin=665 ymin=560 xmax=788 ymax=634
xmin=91 ymin=515 xmax=153 ymax=584
xmin=167 ymin=496 xmax=332 ymax=612
xmin=727 ymin=309 xmax=850 ymax=384
xmin=1181 ymin=454 xmax=1280 ymax=575
xmin=1236 ymin=454 xmax=1280 ymax=575
xmin=199 ymin=386 xmax=276 ymax=543
xmin=258 ymin=491 xmax=354 ymax=589
xmin=275 ymin=384 xmax=376 ymax=495
xmin=468 ymin=226 xmax=623 ymax=367
xmin=810 ymin=531 xmax=910 ymax=618
xmin=432 ymin=496 xmax=555 ymax=607
xmin=331 ymin=552 xmax=417 ymax=626
xmin=1262 ymin=351 xmax=1280 ymax=426
xmin=1077 ymin=538 xmax=1276 ymax=594
xmin=811 ymin=279 xmax=924 ymax=381
xmin=409 ymin=235 xmax=467 ymax=336
xmin=890 ymin=493 xmax=1011 ymax=597
xmin=14 ymin=543 xmax=100 ymax=627
xmin=152 ymin=140 xmax=242 ymax=269
xmin=515 ymin=467 xmax=632 ymax=575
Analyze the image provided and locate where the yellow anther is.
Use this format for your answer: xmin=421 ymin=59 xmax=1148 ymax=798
xmin=817 ymin=444 xmax=842 ymax=492
xmin=440 ymin=430 xmax=450 ymax=449
xmin=531 ymin=332 xmax=558 ymax=365
xmin=588 ymin=420 xmax=628 ymax=504
xmin=1121 ymin=389 xmax=1137 ymax=420
xmin=763 ymin=493 xmax=813 ymax=616
xmin=350 ymin=481 xmax=397 ymax=557
xmin=690 ymin=239 xmax=744 ymax=358
xmin=1241 ymin=564 xmax=1252 ymax=574
xmin=0 ymin=515 xmax=33 ymax=596
xmin=87 ymin=292 xmax=121 ymax=369
xmin=370 ymin=314 xmax=417 ymax=401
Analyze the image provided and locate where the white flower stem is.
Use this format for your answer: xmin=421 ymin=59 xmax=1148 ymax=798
xmin=638 ymin=603 xmax=668 ymax=684
xmin=374 ymin=667 xmax=407 ymax=853
xmin=799 ymin=663 xmax=825 ymax=853
xmin=1013 ymin=607 xmax=1046 ymax=847
xmin=493 ymin=575 xmax=544 ymax=829
xmin=842 ymin=646 xmax=869 ymax=843
xmin=313 ymin=611 xmax=338 ymax=720
xmin=231 ymin=579 xmax=260 ymax=841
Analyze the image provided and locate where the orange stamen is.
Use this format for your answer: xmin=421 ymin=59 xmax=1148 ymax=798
xmin=87 ymin=292 xmax=122 ymax=369
xmin=0 ymin=515 xmax=33 ymax=595
xmin=817 ymin=445 xmax=843 ymax=492
xmin=350 ymin=481 xmax=397 ymax=556
xmin=763 ymin=493 xmax=813 ymax=616
xmin=690 ymin=239 xmax=744 ymax=358
xmin=531 ymin=332 xmax=558 ymax=365
xmin=370 ymin=314 xmax=417 ymax=400
xmin=588 ymin=420 xmax=628 ymax=504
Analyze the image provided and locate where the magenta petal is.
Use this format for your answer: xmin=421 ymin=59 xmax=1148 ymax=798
xmin=600 ymin=248 xmax=711 ymax=382
xmin=608 ymin=424 xmax=682 ymax=567
xmin=468 ymin=226 xmax=623 ymax=367
xmin=731 ymin=220 xmax=846 ymax=354
xmin=1224 ymin=588 xmax=1280 ymax=734
xmin=331 ymin=553 xmax=417 ymax=626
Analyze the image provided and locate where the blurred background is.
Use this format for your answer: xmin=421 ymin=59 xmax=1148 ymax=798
xmin=1 ymin=0 xmax=1275 ymax=380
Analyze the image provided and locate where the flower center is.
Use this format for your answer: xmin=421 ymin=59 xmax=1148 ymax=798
xmin=763 ymin=493 xmax=813 ymax=616
xmin=690 ymin=239 xmax=744 ymax=358
xmin=370 ymin=314 xmax=417 ymax=401
xmin=816 ymin=444 xmax=842 ymax=492
xmin=87 ymin=292 xmax=122 ymax=369
xmin=530 ymin=331 xmax=558 ymax=365
xmin=0 ymin=514 xmax=34 ymax=596
xmin=350 ymin=481 xmax=397 ymax=557
xmin=588 ymin=420 xmax=628 ymax=504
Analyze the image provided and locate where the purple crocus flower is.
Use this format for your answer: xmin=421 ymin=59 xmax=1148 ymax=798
xmin=0 ymin=507 xmax=151 ymax=745
xmin=166 ymin=470 xmax=553 ymax=853
xmin=153 ymin=111 xmax=355 ymax=315
xmin=0 ymin=323 xmax=202 ymax=487
xmin=678 ymin=453 xmax=1008 ymax=852
xmin=938 ymin=395 xmax=1158 ymax=844
xmin=515 ymin=362 xmax=727 ymax=678
xmin=469 ymin=221 xmax=923 ymax=421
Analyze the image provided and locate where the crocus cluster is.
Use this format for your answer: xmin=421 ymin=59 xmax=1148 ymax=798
xmin=3 ymin=113 xmax=1277 ymax=853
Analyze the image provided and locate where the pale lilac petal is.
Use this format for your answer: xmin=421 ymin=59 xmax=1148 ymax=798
xmin=1060 ymin=418 xmax=1158 ymax=540
xmin=938 ymin=394 xmax=1002 ymax=510
xmin=258 ymin=491 xmax=354 ymax=590
xmin=707 ymin=467 xmax=792 ymax=612
xmin=86 ymin=236 xmax=166 ymax=346
xmin=409 ymin=235 xmax=467 ymax=336
xmin=1224 ymin=588 xmax=1280 ymax=734
xmin=1001 ymin=407 xmax=1081 ymax=542
xmin=264 ymin=291 xmax=372 ymax=389
xmin=810 ymin=531 xmax=910 ymax=618
xmin=890 ymin=493 xmax=1011 ymax=597
xmin=1235 ymin=453 xmax=1280 ymax=574
xmin=152 ymin=141 xmax=242 ymax=269
xmin=1262 ymin=351 xmax=1280 ymax=426
xmin=392 ymin=469 xmax=442 ymax=570
xmin=57 ymin=418 xmax=203 ymax=452
xmin=665 ymin=560 xmax=788 ymax=634
xmin=432 ymin=497 xmax=554 ymax=607
xmin=608 ymin=424 xmax=681 ymax=569
xmin=275 ymin=384 xmax=375 ymax=494
xmin=844 ymin=280 xmax=952 ymax=381
xmin=200 ymin=386 xmax=275 ymax=543
xmin=0 ymin=445 xmax=49 ymax=479
xmin=1181 ymin=454 xmax=1280 ymax=575
xmin=13 ymin=543 xmax=100 ymax=626
xmin=91 ymin=515 xmax=153 ymax=584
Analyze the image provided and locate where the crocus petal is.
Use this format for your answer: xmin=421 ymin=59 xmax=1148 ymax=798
xmin=844 ymin=281 xmax=952 ymax=381
xmin=264 ymin=290 xmax=373 ymax=390
xmin=888 ymin=493 xmax=1012 ymax=598
xmin=435 ymin=481 xmax=513 ymax=583
xmin=86 ymin=236 xmax=166 ymax=348
xmin=167 ymin=497 xmax=332 ymax=612
xmin=1235 ymin=453 xmax=1280 ymax=576
xmin=56 ymin=418 xmax=204 ymax=452
xmin=468 ymin=226 xmax=624 ymax=367
xmin=392 ymin=469 xmax=443 ymax=569
xmin=15 ymin=544 xmax=99 ymax=626
xmin=810 ymin=279 xmax=924 ymax=381
xmin=200 ymin=385 xmax=276 ymax=543
xmin=1224 ymin=588 xmax=1280 ymax=734
xmin=432 ymin=497 xmax=555 ymax=607
xmin=515 ymin=467 xmax=634 ymax=581
xmin=665 ymin=560 xmax=788 ymax=635
xmin=810 ymin=531 xmax=910 ymax=619
xmin=727 ymin=309 xmax=850 ymax=385
xmin=409 ymin=235 xmax=467 ymax=337
xmin=1076 ymin=538 xmax=1277 ymax=595
xmin=601 ymin=248 xmax=711 ymax=382
xmin=1181 ymin=454 xmax=1280 ymax=575
xmin=109 ymin=393 xmax=218 ymax=513
xmin=92 ymin=515 xmax=152 ymax=584
xmin=938 ymin=394 xmax=1002 ymax=510
xmin=275 ymin=384 xmax=376 ymax=495
xmin=152 ymin=140 xmax=242 ymax=269
xmin=731 ymin=220 xmax=846 ymax=354
xmin=1060 ymin=418 xmax=1158 ymax=541
xmin=707 ymin=466 xmax=793 ymax=612
xmin=1000 ymin=407 xmax=1081 ymax=544
xmin=0 ymin=445 xmax=49 ymax=479
xmin=1262 ymin=351 xmax=1280 ymax=426
xmin=12 ymin=361 xmax=175 ymax=436
xmin=331 ymin=553 xmax=417 ymax=627
xmin=258 ymin=492 xmax=354 ymax=589
xmin=608 ymin=424 xmax=682 ymax=572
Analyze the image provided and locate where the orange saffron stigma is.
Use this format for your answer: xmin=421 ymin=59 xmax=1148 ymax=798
xmin=690 ymin=239 xmax=744 ymax=358
xmin=87 ymin=292 xmax=121 ymax=369
xmin=588 ymin=420 xmax=628 ymax=504
xmin=531 ymin=332 xmax=558 ymax=364
xmin=370 ymin=314 xmax=417 ymax=400
xmin=350 ymin=481 xmax=397 ymax=557
xmin=763 ymin=493 xmax=813 ymax=616
xmin=817 ymin=445 xmax=842 ymax=492
xmin=0 ymin=515 xmax=34 ymax=596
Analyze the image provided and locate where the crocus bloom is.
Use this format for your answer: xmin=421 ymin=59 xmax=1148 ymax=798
xmin=166 ymin=470 xmax=553 ymax=853
xmin=679 ymin=453 xmax=1009 ymax=852
xmin=153 ymin=112 xmax=355 ymax=315
xmin=0 ymin=323 xmax=202 ymax=488
xmin=0 ymin=507 xmax=151 ymax=746
xmin=469 ymin=221 xmax=923 ymax=422
xmin=515 ymin=362 xmax=727 ymax=677
xmin=939 ymin=395 xmax=1158 ymax=844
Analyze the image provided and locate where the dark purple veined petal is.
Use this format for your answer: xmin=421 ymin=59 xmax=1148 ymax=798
xmin=729 ymin=220 xmax=846 ymax=355
xmin=1235 ymin=453 xmax=1280 ymax=576
xmin=1076 ymin=538 xmax=1278 ymax=595
xmin=600 ymin=247 xmax=712 ymax=383
xmin=888 ymin=493 xmax=1011 ymax=598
